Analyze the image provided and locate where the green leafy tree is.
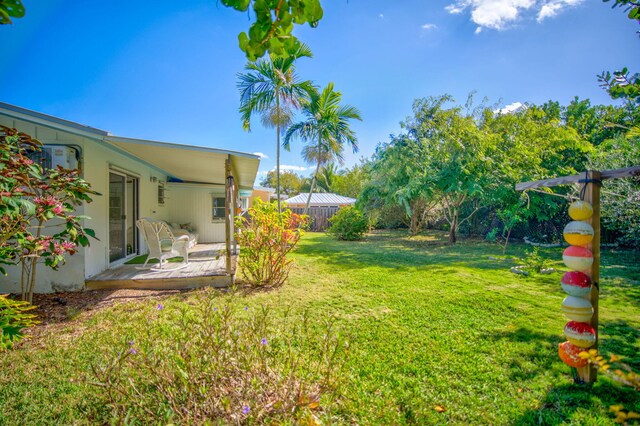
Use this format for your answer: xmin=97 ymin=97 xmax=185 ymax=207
xmin=259 ymin=169 xmax=304 ymax=196
xmin=6 ymin=0 xmax=322 ymax=61
xmin=221 ymin=0 xmax=323 ymax=61
xmin=331 ymin=162 xmax=368 ymax=199
xmin=483 ymin=104 xmax=591 ymax=244
xmin=315 ymin=163 xmax=338 ymax=193
xmin=238 ymin=44 xmax=314 ymax=212
xmin=284 ymin=83 xmax=362 ymax=214
xmin=401 ymin=95 xmax=493 ymax=244
xmin=589 ymin=135 xmax=640 ymax=248
xmin=598 ymin=0 xmax=640 ymax=105
xmin=0 ymin=0 xmax=24 ymax=24
xmin=360 ymin=135 xmax=438 ymax=236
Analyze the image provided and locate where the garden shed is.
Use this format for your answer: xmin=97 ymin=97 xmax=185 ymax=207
xmin=285 ymin=193 xmax=356 ymax=231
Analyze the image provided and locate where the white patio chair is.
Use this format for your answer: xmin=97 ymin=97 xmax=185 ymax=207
xmin=136 ymin=218 xmax=189 ymax=270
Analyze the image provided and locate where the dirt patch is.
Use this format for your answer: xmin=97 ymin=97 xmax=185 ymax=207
xmin=30 ymin=289 xmax=191 ymax=326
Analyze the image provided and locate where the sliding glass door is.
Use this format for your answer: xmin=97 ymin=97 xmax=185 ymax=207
xmin=109 ymin=171 xmax=138 ymax=263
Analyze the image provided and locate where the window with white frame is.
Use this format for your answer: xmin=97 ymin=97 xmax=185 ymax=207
xmin=158 ymin=183 xmax=165 ymax=205
xmin=212 ymin=196 xmax=226 ymax=220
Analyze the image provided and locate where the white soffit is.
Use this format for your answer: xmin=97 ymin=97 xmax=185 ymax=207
xmin=105 ymin=136 xmax=260 ymax=189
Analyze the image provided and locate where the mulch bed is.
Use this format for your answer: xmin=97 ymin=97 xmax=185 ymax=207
xmin=30 ymin=289 xmax=190 ymax=326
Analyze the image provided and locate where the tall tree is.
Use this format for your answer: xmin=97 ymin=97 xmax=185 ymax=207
xmin=221 ymin=0 xmax=323 ymax=61
xmin=284 ymin=83 xmax=362 ymax=214
xmin=238 ymin=45 xmax=314 ymax=212
xmin=332 ymin=162 xmax=369 ymax=199
xmin=598 ymin=0 xmax=640 ymax=105
xmin=316 ymin=163 xmax=338 ymax=193
xmin=259 ymin=170 xmax=304 ymax=196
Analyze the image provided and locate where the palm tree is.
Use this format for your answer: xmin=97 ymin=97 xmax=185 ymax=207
xmin=284 ymin=83 xmax=362 ymax=214
xmin=316 ymin=163 xmax=339 ymax=193
xmin=237 ymin=44 xmax=314 ymax=212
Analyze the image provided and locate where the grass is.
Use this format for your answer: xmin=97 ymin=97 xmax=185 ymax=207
xmin=1 ymin=230 xmax=638 ymax=424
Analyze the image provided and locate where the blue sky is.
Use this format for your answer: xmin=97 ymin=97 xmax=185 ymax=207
xmin=1 ymin=0 xmax=639 ymax=181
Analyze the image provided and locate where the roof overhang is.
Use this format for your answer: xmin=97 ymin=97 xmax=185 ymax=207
xmin=105 ymin=136 xmax=260 ymax=189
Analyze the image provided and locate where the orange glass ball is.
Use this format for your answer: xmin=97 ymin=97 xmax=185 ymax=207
xmin=558 ymin=341 xmax=588 ymax=368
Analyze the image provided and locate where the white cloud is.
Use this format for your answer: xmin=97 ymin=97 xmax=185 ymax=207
xmin=445 ymin=4 xmax=465 ymax=14
xmin=279 ymin=165 xmax=308 ymax=172
xmin=537 ymin=0 xmax=582 ymax=22
xmin=494 ymin=101 xmax=527 ymax=114
xmin=445 ymin=0 xmax=583 ymax=31
xmin=252 ymin=152 xmax=269 ymax=159
xmin=258 ymin=165 xmax=309 ymax=174
xmin=421 ymin=23 xmax=438 ymax=30
xmin=475 ymin=26 xmax=483 ymax=34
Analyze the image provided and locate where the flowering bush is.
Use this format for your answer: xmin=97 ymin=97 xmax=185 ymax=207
xmin=579 ymin=349 xmax=640 ymax=423
xmin=0 ymin=126 xmax=97 ymax=302
xmin=91 ymin=295 xmax=349 ymax=423
xmin=234 ymin=199 xmax=308 ymax=288
xmin=327 ymin=206 xmax=368 ymax=241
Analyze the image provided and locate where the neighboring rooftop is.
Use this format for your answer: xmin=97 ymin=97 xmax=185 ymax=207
xmin=284 ymin=193 xmax=357 ymax=206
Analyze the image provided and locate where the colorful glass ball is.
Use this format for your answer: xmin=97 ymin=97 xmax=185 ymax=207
xmin=563 ymin=221 xmax=594 ymax=246
xmin=558 ymin=341 xmax=589 ymax=368
xmin=568 ymin=200 xmax=593 ymax=221
xmin=562 ymin=296 xmax=594 ymax=322
xmin=564 ymin=321 xmax=596 ymax=348
xmin=563 ymin=246 xmax=594 ymax=271
xmin=561 ymin=271 xmax=592 ymax=297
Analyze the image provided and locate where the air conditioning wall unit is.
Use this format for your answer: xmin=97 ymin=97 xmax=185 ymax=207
xmin=30 ymin=145 xmax=80 ymax=170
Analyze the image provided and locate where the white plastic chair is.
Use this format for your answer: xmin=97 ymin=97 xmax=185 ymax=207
xmin=136 ymin=218 xmax=189 ymax=270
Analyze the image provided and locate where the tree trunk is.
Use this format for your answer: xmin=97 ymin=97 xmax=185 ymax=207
xmin=502 ymin=226 xmax=513 ymax=254
xmin=449 ymin=209 xmax=458 ymax=244
xmin=409 ymin=202 xmax=421 ymax=236
xmin=276 ymin=95 xmax=282 ymax=214
xmin=27 ymin=256 xmax=37 ymax=304
xmin=304 ymin=160 xmax=322 ymax=216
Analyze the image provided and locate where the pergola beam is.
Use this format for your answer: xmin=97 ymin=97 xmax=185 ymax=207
xmin=515 ymin=166 xmax=640 ymax=191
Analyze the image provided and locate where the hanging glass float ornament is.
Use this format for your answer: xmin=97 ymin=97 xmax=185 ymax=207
xmin=561 ymin=296 xmax=594 ymax=322
xmin=568 ymin=200 xmax=593 ymax=221
xmin=563 ymin=221 xmax=594 ymax=246
xmin=562 ymin=246 xmax=594 ymax=271
xmin=564 ymin=321 xmax=596 ymax=348
xmin=561 ymin=271 xmax=592 ymax=297
xmin=558 ymin=341 xmax=589 ymax=368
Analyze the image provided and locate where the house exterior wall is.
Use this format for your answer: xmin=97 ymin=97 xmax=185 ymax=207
xmin=249 ymin=189 xmax=273 ymax=207
xmin=0 ymin=117 xmax=168 ymax=292
xmin=81 ymin=136 xmax=168 ymax=278
xmin=165 ymin=183 xmax=228 ymax=243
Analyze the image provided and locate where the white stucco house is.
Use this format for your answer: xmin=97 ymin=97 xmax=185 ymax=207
xmin=0 ymin=102 xmax=259 ymax=293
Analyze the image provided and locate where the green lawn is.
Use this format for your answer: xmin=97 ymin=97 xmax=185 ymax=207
xmin=1 ymin=231 xmax=639 ymax=425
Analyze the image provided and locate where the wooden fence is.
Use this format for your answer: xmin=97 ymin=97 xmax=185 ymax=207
xmin=289 ymin=206 xmax=340 ymax=232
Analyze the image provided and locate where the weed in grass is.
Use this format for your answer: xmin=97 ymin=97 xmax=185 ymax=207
xmin=89 ymin=292 xmax=350 ymax=424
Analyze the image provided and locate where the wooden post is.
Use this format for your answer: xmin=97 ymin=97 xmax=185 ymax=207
xmin=225 ymin=158 xmax=232 ymax=276
xmin=576 ymin=170 xmax=601 ymax=384
xmin=232 ymin=180 xmax=238 ymax=256
xmin=516 ymin=166 xmax=639 ymax=385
